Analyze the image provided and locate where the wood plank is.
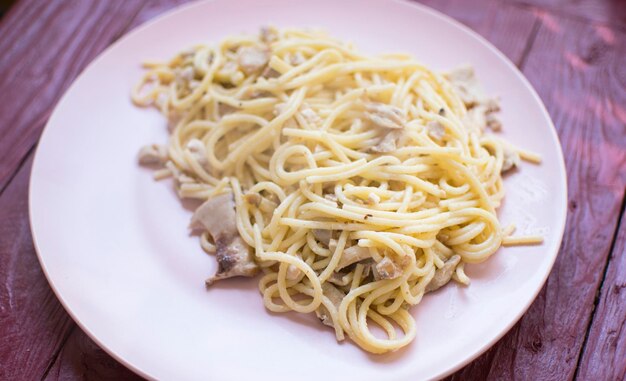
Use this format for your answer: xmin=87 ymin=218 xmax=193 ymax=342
xmin=450 ymin=14 xmax=626 ymax=381
xmin=0 ymin=0 xmax=53 ymax=72
xmin=0 ymin=152 xmax=76 ymax=381
xmin=500 ymin=0 xmax=626 ymax=28
xmin=577 ymin=201 xmax=626 ymax=380
xmin=0 ymin=1 xmax=154 ymax=379
xmin=416 ymin=0 xmax=538 ymax=65
xmin=0 ymin=0 xmax=146 ymax=193
xmin=42 ymin=327 xmax=142 ymax=381
xmin=125 ymin=0 xmax=190 ymax=30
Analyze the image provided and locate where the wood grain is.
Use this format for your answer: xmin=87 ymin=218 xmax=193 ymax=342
xmin=452 ymin=13 xmax=626 ymax=381
xmin=42 ymin=327 xmax=142 ymax=381
xmin=577 ymin=200 xmax=626 ymax=381
xmin=0 ymin=0 xmax=145 ymax=193
xmin=0 ymin=0 xmax=155 ymax=379
xmin=500 ymin=0 xmax=626 ymax=28
xmin=126 ymin=0 xmax=190 ymax=30
xmin=38 ymin=2 xmax=196 ymax=378
xmin=0 ymin=0 xmax=202 ymax=378
xmin=0 ymin=153 xmax=76 ymax=381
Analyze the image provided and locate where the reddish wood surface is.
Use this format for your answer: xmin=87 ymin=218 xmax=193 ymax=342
xmin=0 ymin=0 xmax=145 ymax=192
xmin=502 ymin=0 xmax=626 ymax=28
xmin=42 ymin=327 xmax=140 ymax=381
xmin=419 ymin=0 xmax=537 ymax=65
xmin=0 ymin=154 xmax=76 ymax=381
xmin=0 ymin=0 xmax=624 ymax=380
xmin=577 ymin=202 xmax=626 ymax=381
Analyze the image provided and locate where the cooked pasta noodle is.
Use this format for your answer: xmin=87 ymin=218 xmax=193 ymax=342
xmin=133 ymin=27 xmax=542 ymax=354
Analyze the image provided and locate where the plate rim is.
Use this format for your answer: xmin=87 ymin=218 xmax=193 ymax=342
xmin=28 ymin=0 xmax=568 ymax=379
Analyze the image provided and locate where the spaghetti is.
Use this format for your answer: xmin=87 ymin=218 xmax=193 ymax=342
xmin=133 ymin=27 xmax=541 ymax=353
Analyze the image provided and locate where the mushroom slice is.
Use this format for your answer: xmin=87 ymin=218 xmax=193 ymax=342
xmin=462 ymin=106 xmax=487 ymax=132
xmin=336 ymin=245 xmax=371 ymax=270
xmin=427 ymin=121 xmax=445 ymax=141
xmin=365 ymin=102 xmax=406 ymax=129
xmin=185 ymin=138 xmax=212 ymax=173
xmin=138 ymin=144 xmax=168 ymax=166
xmin=501 ymin=146 xmax=521 ymax=173
xmin=447 ymin=66 xmax=503 ymax=132
xmin=370 ymin=130 xmax=402 ymax=153
xmin=178 ymin=66 xmax=195 ymax=82
xmin=260 ymin=26 xmax=278 ymax=43
xmin=190 ymin=193 xmax=259 ymax=285
xmin=375 ymin=257 xmax=403 ymax=280
xmin=315 ymin=282 xmax=346 ymax=330
xmin=364 ymin=102 xmax=405 ymax=153
xmin=425 ymin=255 xmax=461 ymax=293
xmin=261 ymin=66 xmax=281 ymax=78
xmin=312 ymin=229 xmax=332 ymax=247
xmin=237 ymin=46 xmax=270 ymax=74
xmin=299 ymin=105 xmax=322 ymax=127
xmin=445 ymin=65 xmax=484 ymax=108
xmin=290 ymin=52 xmax=306 ymax=66
xmin=327 ymin=271 xmax=351 ymax=287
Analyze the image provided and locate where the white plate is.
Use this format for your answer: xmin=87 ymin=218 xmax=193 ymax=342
xmin=30 ymin=0 xmax=567 ymax=380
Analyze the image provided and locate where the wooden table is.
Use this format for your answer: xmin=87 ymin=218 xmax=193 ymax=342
xmin=1 ymin=0 xmax=624 ymax=380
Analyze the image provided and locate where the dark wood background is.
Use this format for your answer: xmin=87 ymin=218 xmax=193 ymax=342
xmin=0 ymin=0 xmax=624 ymax=380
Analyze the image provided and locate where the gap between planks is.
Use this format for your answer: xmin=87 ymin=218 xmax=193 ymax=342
xmin=0 ymin=142 xmax=36 ymax=199
xmin=39 ymin=325 xmax=77 ymax=381
xmin=515 ymin=17 xmax=541 ymax=69
xmin=573 ymin=189 xmax=626 ymax=380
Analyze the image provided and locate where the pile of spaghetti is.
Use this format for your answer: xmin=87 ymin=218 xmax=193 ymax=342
xmin=133 ymin=27 xmax=541 ymax=353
